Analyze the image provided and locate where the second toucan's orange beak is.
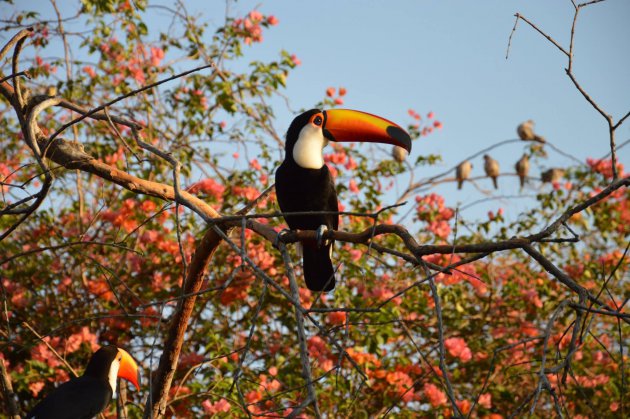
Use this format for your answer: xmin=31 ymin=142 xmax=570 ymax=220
xmin=322 ymin=109 xmax=412 ymax=152
xmin=117 ymin=348 xmax=140 ymax=390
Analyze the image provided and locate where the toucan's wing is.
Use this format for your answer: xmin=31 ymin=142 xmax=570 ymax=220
xmin=324 ymin=166 xmax=339 ymax=231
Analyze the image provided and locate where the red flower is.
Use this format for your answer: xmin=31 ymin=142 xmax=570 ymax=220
xmin=267 ymin=15 xmax=279 ymax=26
xmin=338 ymin=87 xmax=347 ymax=96
xmin=348 ymin=179 xmax=359 ymax=193
xmin=290 ymin=54 xmax=301 ymax=66
xmin=327 ymin=311 xmax=347 ymax=325
xmin=83 ymin=66 xmax=96 ymax=78
xmin=334 ymin=97 xmax=344 ymax=105
xmin=150 ymin=46 xmax=164 ymax=66
xmin=444 ymin=337 xmax=472 ymax=362
xmin=202 ymin=398 xmax=231 ymax=414
xmin=423 ymin=383 xmax=447 ymax=407
xmin=250 ymin=158 xmax=262 ymax=171
xmin=249 ymin=10 xmax=263 ymax=22
xmin=326 ymin=87 xmax=336 ymax=97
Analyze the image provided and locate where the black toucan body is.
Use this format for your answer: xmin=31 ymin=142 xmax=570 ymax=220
xmin=26 ymin=345 xmax=140 ymax=419
xmin=275 ymin=109 xmax=411 ymax=291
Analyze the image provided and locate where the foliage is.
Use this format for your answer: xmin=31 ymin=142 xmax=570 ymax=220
xmin=0 ymin=1 xmax=628 ymax=418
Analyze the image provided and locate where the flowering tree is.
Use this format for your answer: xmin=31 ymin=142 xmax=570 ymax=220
xmin=0 ymin=1 xmax=628 ymax=418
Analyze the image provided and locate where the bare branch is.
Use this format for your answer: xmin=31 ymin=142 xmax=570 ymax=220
xmin=512 ymin=13 xmax=570 ymax=57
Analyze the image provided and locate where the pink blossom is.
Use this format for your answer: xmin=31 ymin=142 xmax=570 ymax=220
xmin=427 ymin=111 xmax=435 ymax=119
xmin=290 ymin=54 xmax=301 ymax=66
xmin=444 ymin=337 xmax=472 ymax=362
xmin=29 ymin=381 xmax=45 ymax=397
xmin=249 ymin=10 xmax=263 ymax=22
xmin=202 ymin=398 xmax=231 ymax=414
xmin=586 ymin=157 xmax=624 ymax=179
xmin=187 ymin=178 xmax=225 ymax=200
xmin=478 ymin=392 xmax=492 ymax=409
xmin=83 ymin=66 xmax=96 ymax=78
xmin=345 ymin=157 xmax=358 ymax=171
xmin=349 ymin=249 xmax=362 ymax=262
xmin=349 ymin=179 xmax=359 ymax=193
xmin=327 ymin=311 xmax=347 ymax=324
xmin=326 ymin=87 xmax=336 ymax=97
xmin=267 ymin=15 xmax=279 ymax=26
xmin=250 ymin=159 xmax=262 ymax=171
xmin=423 ymin=383 xmax=447 ymax=407
xmin=150 ymin=46 xmax=164 ymax=66
xmin=427 ymin=220 xmax=451 ymax=239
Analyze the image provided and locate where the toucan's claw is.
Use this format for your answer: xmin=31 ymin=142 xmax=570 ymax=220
xmin=274 ymin=228 xmax=291 ymax=249
xmin=316 ymin=225 xmax=329 ymax=248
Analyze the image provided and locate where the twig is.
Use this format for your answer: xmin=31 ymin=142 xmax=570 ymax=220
xmin=511 ymin=13 xmax=570 ymax=57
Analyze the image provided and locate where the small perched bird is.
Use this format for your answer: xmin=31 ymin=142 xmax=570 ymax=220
xmin=515 ymin=154 xmax=530 ymax=189
xmin=541 ymin=168 xmax=565 ymax=183
xmin=276 ymin=109 xmax=411 ymax=291
xmin=483 ymin=154 xmax=500 ymax=189
xmin=455 ymin=160 xmax=472 ymax=190
xmin=26 ymin=345 xmax=140 ymax=419
xmin=517 ymin=120 xmax=546 ymax=144
xmin=392 ymin=145 xmax=408 ymax=162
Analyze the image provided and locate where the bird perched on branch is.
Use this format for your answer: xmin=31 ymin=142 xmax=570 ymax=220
xmin=275 ymin=109 xmax=411 ymax=291
xmin=392 ymin=145 xmax=408 ymax=162
xmin=455 ymin=160 xmax=472 ymax=190
xmin=26 ymin=345 xmax=140 ymax=419
xmin=483 ymin=154 xmax=500 ymax=189
xmin=541 ymin=168 xmax=565 ymax=183
xmin=517 ymin=120 xmax=546 ymax=143
xmin=515 ymin=154 xmax=530 ymax=189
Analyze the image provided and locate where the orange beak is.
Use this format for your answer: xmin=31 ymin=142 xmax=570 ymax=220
xmin=117 ymin=348 xmax=140 ymax=390
xmin=322 ymin=109 xmax=412 ymax=152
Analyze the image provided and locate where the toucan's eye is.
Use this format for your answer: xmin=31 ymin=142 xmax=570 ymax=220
xmin=313 ymin=115 xmax=323 ymax=126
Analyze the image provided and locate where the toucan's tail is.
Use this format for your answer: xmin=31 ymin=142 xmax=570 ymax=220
xmin=302 ymin=243 xmax=335 ymax=292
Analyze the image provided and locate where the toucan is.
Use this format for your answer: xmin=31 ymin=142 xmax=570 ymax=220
xmin=26 ymin=345 xmax=140 ymax=419
xmin=275 ymin=109 xmax=411 ymax=291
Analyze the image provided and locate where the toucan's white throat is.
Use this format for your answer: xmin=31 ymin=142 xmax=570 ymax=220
xmin=292 ymin=124 xmax=328 ymax=169
xmin=108 ymin=357 xmax=121 ymax=394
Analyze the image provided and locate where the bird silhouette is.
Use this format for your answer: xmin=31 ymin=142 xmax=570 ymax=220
xmin=517 ymin=120 xmax=546 ymax=143
xmin=515 ymin=154 xmax=530 ymax=189
xmin=455 ymin=160 xmax=472 ymax=190
xmin=483 ymin=154 xmax=500 ymax=189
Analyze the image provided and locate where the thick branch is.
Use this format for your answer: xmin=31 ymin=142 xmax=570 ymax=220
xmin=145 ymin=227 xmax=225 ymax=418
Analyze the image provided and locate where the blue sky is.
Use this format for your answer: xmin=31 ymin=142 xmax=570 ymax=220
xmin=181 ymin=0 xmax=630 ymax=213
xmin=6 ymin=0 xmax=630 ymax=219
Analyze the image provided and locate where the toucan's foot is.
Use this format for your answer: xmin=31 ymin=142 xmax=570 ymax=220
xmin=316 ymin=225 xmax=329 ymax=248
xmin=274 ymin=228 xmax=291 ymax=249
